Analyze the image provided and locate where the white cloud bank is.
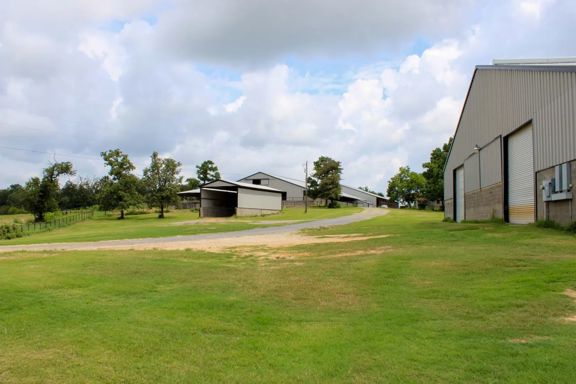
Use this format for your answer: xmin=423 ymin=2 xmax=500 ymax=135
xmin=0 ymin=0 xmax=575 ymax=193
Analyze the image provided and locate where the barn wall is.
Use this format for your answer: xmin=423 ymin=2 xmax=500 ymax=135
xmin=445 ymin=68 xmax=576 ymax=201
xmin=340 ymin=185 xmax=378 ymax=206
xmin=239 ymin=172 xmax=305 ymax=201
xmin=237 ymin=188 xmax=282 ymax=211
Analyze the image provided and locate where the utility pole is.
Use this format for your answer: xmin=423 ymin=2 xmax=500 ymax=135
xmin=304 ymin=161 xmax=308 ymax=214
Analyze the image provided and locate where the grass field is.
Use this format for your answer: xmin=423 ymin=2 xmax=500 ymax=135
xmin=1 ymin=210 xmax=575 ymax=382
xmin=0 ymin=207 xmax=360 ymax=245
xmin=0 ymin=213 xmax=34 ymax=224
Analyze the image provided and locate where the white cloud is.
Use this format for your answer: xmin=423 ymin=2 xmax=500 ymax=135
xmin=1 ymin=0 xmax=576 ymax=196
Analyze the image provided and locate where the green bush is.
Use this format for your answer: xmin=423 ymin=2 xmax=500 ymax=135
xmin=0 ymin=224 xmax=24 ymax=240
xmin=536 ymin=220 xmax=564 ymax=230
xmin=566 ymin=222 xmax=576 ymax=234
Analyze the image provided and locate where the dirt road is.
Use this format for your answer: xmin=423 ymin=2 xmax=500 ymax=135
xmin=0 ymin=208 xmax=389 ymax=253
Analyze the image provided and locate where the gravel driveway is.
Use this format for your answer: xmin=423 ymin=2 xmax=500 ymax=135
xmin=0 ymin=208 xmax=389 ymax=252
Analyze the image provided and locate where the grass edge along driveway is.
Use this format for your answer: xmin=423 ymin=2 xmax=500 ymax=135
xmin=0 ymin=206 xmax=362 ymax=245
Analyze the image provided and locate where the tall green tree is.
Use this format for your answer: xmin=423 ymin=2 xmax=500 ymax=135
xmin=308 ymin=156 xmax=342 ymax=207
xmin=196 ymin=160 xmax=221 ymax=184
xmin=100 ymin=149 xmax=140 ymax=219
xmin=142 ymin=152 xmax=183 ymax=218
xmin=422 ymin=137 xmax=453 ymax=209
xmin=181 ymin=177 xmax=200 ymax=192
xmin=60 ymin=178 xmax=100 ymax=210
xmin=24 ymin=162 xmax=75 ymax=222
xmin=386 ymin=166 xmax=425 ymax=208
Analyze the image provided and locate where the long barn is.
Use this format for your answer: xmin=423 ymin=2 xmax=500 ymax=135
xmin=444 ymin=61 xmax=576 ymax=225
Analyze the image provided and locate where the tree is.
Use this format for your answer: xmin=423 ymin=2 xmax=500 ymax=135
xmin=142 ymin=151 xmax=183 ymax=218
xmin=308 ymin=156 xmax=342 ymax=207
xmin=100 ymin=149 xmax=141 ymax=219
xmin=386 ymin=166 xmax=425 ymax=208
xmin=181 ymin=177 xmax=200 ymax=192
xmin=60 ymin=178 xmax=100 ymax=210
xmin=422 ymin=137 xmax=453 ymax=210
xmin=196 ymin=160 xmax=221 ymax=184
xmin=24 ymin=162 xmax=75 ymax=222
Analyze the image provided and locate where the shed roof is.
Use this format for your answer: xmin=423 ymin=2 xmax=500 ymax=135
xmin=178 ymin=188 xmax=200 ymax=195
xmin=201 ymin=179 xmax=284 ymax=193
xmin=341 ymin=184 xmax=386 ymax=199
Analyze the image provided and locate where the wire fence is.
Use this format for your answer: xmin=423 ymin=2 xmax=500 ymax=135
xmin=0 ymin=210 xmax=94 ymax=240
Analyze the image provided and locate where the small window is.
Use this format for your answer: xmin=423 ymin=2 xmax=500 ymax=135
xmin=252 ymin=179 xmax=261 ymax=185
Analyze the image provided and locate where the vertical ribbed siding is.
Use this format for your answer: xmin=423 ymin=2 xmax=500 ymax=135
xmin=480 ymin=138 xmax=502 ymax=187
xmin=464 ymin=153 xmax=479 ymax=192
xmin=445 ymin=68 xmax=576 ymax=200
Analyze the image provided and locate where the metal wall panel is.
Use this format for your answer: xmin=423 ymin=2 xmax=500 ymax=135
xmin=455 ymin=167 xmax=465 ymax=222
xmin=480 ymin=138 xmax=502 ymax=187
xmin=237 ymin=188 xmax=282 ymax=210
xmin=239 ymin=172 xmax=305 ymax=201
xmin=445 ymin=68 xmax=576 ymax=200
xmin=341 ymin=185 xmax=378 ymax=206
xmin=464 ymin=153 xmax=479 ymax=192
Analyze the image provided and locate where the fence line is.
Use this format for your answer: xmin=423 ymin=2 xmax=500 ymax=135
xmin=0 ymin=210 xmax=95 ymax=240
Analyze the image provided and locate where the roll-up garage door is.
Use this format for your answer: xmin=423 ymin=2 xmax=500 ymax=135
xmin=507 ymin=124 xmax=534 ymax=224
xmin=455 ymin=166 xmax=465 ymax=222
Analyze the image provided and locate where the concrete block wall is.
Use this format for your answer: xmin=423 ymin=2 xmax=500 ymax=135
xmin=464 ymin=183 xmax=504 ymax=221
xmin=536 ymin=160 xmax=576 ymax=226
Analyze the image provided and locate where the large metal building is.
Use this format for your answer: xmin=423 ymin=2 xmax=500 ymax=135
xmin=444 ymin=61 xmax=576 ymax=225
xmin=239 ymin=171 xmax=388 ymax=207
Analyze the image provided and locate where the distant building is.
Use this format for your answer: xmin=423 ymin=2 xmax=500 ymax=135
xmin=239 ymin=171 xmax=388 ymax=207
xmin=199 ymin=179 xmax=283 ymax=217
xmin=340 ymin=185 xmax=388 ymax=207
xmin=238 ymin=172 xmax=305 ymax=202
xmin=444 ymin=61 xmax=576 ymax=224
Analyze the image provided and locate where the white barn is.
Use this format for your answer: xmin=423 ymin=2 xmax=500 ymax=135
xmin=200 ymin=180 xmax=283 ymax=217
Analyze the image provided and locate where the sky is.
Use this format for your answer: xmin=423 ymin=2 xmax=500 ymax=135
xmin=0 ymin=0 xmax=575 ymax=193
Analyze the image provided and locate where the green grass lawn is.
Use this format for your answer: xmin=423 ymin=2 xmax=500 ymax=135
xmin=1 ymin=210 xmax=575 ymax=382
xmin=0 ymin=207 xmax=360 ymax=245
xmin=0 ymin=213 xmax=34 ymax=224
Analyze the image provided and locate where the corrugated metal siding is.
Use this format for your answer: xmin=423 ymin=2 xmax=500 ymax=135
xmin=445 ymin=68 xmax=576 ymax=199
xmin=464 ymin=153 xmax=479 ymax=192
xmin=508 ymin=124 xmax=535 ymax=224
xmin=239 ymin=172 xmax=305 ymax=200
xmin=340 ymin=185 xmax=378 ymax=206
xmin=480 ymin=138 xmax=502 ymax=187
xmin=455 ymin=167 xmax=465 ymax=222
xmin=237 ymin=188 xmax=282 ymax=210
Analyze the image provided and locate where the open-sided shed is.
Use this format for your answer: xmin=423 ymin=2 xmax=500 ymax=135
xmin=200 ymin=180 xmax=283 ymax=217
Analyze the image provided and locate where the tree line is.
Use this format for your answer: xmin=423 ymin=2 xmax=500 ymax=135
xmin=386 ymin=137 xmax=453 ymax=209
xmin=0 ymin=150 xmax=222 ymax=222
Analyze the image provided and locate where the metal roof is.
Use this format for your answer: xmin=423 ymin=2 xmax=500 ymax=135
xmin=201 ymin=179 xmax=284 ymax=193
xmin=341 ymin=184 xmax=385 ymax=199
xmin=177 ymin=188 xmax=200 ymax=195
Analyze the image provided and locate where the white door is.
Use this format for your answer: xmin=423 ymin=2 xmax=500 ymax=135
xmin=508 ymin=124 xmax=535 ymax=224
xmin=455 ymin=166 xmax=465 ymax=222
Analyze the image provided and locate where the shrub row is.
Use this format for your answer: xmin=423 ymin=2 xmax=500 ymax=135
xmin=0 ymin=224 xmax=25 ymax=240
